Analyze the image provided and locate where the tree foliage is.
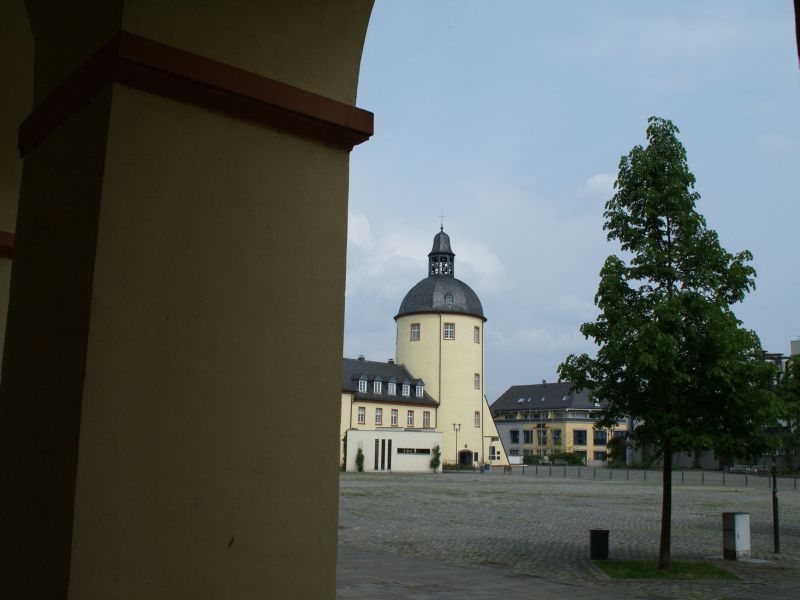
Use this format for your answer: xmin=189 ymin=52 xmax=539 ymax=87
xmin=776 ymin=356 xmax=800 ymax=468
xmin=558 ymin=117 xmax=777 ymax=568
xmin=430 ymin=444 xmax=442 ymax=472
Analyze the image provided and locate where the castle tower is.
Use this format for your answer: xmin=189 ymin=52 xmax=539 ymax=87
xmin=395 ymin=228 xmax=504 ymax=466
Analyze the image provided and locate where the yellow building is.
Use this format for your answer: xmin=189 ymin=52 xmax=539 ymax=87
xmin=491 ymin=382 xmax=629 ymax=466
xmin=342 ymin=228 xmax=508 ymax=470
xmin=340 ymin=357 xmax=442 ymax=472
xmin=394 ymin=228 xmax=507 ymax=467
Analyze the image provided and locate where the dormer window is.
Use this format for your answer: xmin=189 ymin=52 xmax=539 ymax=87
xmin=373 ymin=380 xmax=382 ymax=394
xmin=444 ymin=293 xmax=453 ymax=303
xmin=415 ymin=385 xmax=423 ymax=398
xmin=388 ymin=382 xmax=396 ymax=395
xmin=402 ymin=383 xmax=410 ymax=397
xmin=358 ymin=378 xmax=367 ymax=393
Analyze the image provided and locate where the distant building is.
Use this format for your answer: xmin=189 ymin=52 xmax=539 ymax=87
xmin=341 ymin=228 xmax=508 ymax=472
xmin=491 ymin=381 xmax=628 ymax=466
xmin=341 ymin=357 xmax=441 ymax=472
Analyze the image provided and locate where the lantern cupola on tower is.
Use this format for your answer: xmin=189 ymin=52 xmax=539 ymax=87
xmin=428 ymin=226 xmax=454 ymax=277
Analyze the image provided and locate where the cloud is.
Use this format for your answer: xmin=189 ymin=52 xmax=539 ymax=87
xmin=585 ymin=173 xmax=615 ymax=198
xmin=347 ymin=211 xmax=373 ymax=249
xmin=455 ymin=241 xmax=507 ymax=291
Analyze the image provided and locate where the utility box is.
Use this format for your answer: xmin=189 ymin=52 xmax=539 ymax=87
xmin=722 ymin=512 xmax=751 ymax=560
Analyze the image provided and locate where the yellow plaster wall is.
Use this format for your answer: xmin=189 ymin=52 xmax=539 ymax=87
xmin=66 ymin=84 xmax=350 ymax=599
xmin=350 ymin=400 xmax=436 ymax=430
xmin=341 ymin=392 xmax=354 ymax=463
xmin=396 ymin=313 xmax=486 ymax=463
xmin=121 ymin=0 xmax=373 ymax=105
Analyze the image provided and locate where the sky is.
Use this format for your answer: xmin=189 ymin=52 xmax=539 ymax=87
xmin=344 ymin=1 xmax=800 ymax=403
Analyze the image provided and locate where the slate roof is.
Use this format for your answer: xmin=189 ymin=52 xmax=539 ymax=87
xmin=342 ymin=357 xmax=438 ymax=406
xmin=490 ymin=382 xmax=603 ymax=413
xmin=396 ymin=276 xmax=485 ymax=320
xmin=429 ymin=229 xmax=454 ymax=256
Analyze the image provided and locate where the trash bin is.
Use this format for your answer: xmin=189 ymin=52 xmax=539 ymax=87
xmin=722 ymin=512 xmax=750 ymax=559
xmin=589 ymin=529 xmax=609 ymax=560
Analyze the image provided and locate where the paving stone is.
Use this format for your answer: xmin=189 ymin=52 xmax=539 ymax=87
xmin=337 ymin=470 xmax=800 ymax=599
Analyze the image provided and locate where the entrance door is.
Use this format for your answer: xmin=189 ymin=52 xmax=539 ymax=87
xmin=458 ymin=449 xmax=472 ymax=466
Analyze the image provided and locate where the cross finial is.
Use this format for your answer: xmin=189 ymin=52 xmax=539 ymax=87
xmin=438 ymin=213 xmax=446 ymax=231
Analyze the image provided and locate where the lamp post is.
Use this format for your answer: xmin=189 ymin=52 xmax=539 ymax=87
xmin=452 ymin=423 xmax=461 ymax=464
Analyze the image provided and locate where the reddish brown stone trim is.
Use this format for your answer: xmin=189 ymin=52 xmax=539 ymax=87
xmin=19 ymin=32 xmax=373 ymax=155
xmin=0 ymin=231 xmax=15 ymax=259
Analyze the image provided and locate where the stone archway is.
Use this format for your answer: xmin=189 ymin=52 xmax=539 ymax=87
xmin=0 ymin=2 xmax=374 ymax=598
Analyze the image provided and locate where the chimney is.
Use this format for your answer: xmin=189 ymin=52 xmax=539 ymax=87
xmin=542 ymin=379 xmax=546 ymax=385
xmin=358 ymin=355 xmax=365 ymax=361
xmin=388 ymin=359 xmax=394 ymax=364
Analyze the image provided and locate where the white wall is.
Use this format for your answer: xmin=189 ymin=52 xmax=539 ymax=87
xmin=345 ymin=429 xmax=443 ymax=473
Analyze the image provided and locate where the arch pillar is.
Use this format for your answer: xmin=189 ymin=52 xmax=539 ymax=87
xmin=0 ymin=2 xmax=373 ymax=598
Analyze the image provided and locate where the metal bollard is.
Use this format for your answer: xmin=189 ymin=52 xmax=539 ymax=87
xmin=563 ymin=466 xmax=567 ymax=478
xmin=644 ymin=470 xmax=646 ymax=482
xmin=702 ymin=471 xmax=704 ymax=485
xmin=535 ymin=465 xmax=538 ymax=476
xmin=609 ymin=469 xmax=612 ymax=480
xmin=681 ymin=471 xmax=684 ymax=483
xmin=723 ymin=470 xmax=725 ymax=486
xmin=626 ymin=469 xmax=629 ymax=481
xmin=578 ymin=467 xmax=581 ymax=478
xmin=549 ymin=465 xmax=552 ymax=476
xmin=594 ymin=468 xmax=596 ymax=479
xmin=745 ymin=472 xmax=748 ymax=487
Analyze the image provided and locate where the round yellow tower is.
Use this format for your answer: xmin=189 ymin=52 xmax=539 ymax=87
xmin=395 ymin=228 xmax=488 ymax=466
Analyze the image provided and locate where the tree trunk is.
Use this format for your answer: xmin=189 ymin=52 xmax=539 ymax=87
xmin=658 ymin=439 xmax=673 ymax=569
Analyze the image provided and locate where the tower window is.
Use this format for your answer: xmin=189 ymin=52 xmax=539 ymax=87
xmin=474 ymin=411 xmax=480 ymax=427
xmin=474 ymin=326 xmax=480 ymax=344
xmin=410 ymin=323 xmax=420 ymax=341
xmin=474 ymin=373 xmax=480 ymax=389
xmin=444 ymin=293 xmax=453 ymax=303
xmin=443 ymin=322 xmax=455 ymax=340
xmin=388 ymin=382 xmax=396 ymax=395
xmin=373 ymin=381 xmax=382 ymax=394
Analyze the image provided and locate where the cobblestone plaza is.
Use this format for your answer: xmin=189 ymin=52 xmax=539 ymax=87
xmin=337 ymin=470 xmax=800 ymax=599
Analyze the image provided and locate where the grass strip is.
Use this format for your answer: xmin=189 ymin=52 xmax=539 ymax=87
xmin=594 ymin=560 xmax=738 ymax=580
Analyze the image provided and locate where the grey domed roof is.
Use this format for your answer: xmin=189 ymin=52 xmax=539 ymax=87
xmin=395 ymin=276 xmax=485 ymax=321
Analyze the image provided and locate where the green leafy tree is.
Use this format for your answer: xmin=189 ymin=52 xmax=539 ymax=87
xmin=606 ymin=435 xmax=627 ymax=466
xmin=777 ymin=356 xmax=800 ymax=468
xmin=355 ymin=448 xmax=364 ymax=473
xmin=558 ymin=117 xmax=777 ymax=569
xmin=341 ymin=431 xmax=348 ymax=472
xmin=430 ymin=445 xmax=441 ymax=472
